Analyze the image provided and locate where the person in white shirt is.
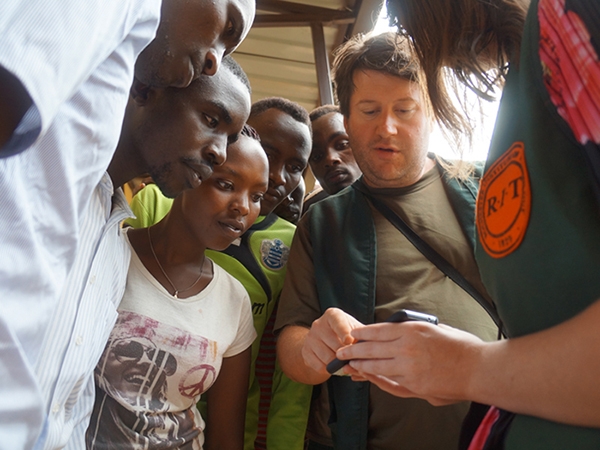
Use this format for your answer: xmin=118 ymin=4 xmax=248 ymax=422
xmin=38 ymin=56 xmax=252 ymax=450
xmin=0 ymin=0 xmax=256 ymax=447
xmin=87 ymin=126 xmax=268 ymax=449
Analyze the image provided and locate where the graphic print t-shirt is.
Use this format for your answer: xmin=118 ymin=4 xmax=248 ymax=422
xmin=86 ymin=240 xmax=256 ymax=449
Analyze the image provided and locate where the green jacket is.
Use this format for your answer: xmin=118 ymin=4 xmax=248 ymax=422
xmin=474 ymin=0 xmax=600 ymax=446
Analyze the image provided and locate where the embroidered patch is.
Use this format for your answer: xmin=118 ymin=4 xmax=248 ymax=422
xmin=477 ymin=142 xmax=532 ymax=258
xmin=260 ymin=238 xmax=290 ymax=270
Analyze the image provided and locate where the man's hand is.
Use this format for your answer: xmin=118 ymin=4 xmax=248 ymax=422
xmin=336 ymin=321 xmax=483 ymax=404
xmin=301 ymin=307 xmax=364 ymax=376
xmin=277 ymin=308 xmax=364 ymax=385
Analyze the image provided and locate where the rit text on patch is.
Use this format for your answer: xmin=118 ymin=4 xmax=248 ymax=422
xmin=476 ymin=142 xmax=531 ymax=258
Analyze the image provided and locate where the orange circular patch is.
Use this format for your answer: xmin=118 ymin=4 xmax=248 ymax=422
xmin=476 ymin=142 xmax=531 ymax=258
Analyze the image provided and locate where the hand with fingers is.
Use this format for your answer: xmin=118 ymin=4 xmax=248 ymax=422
xmin=301 ymin=307 xmax=365 ymax=377
xmin=337 ymin=320 xmax=485 ymax=406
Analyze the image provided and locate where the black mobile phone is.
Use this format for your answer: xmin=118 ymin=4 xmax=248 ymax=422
xmin=325 ymin=309 xmax=438 ymax=374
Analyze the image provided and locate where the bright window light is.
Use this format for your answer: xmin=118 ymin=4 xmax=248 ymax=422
xmin=371 ymin=4 xmax=500 ymax=162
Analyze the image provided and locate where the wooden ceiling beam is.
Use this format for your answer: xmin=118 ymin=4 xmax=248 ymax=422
xmin=256 ymin=0 xmax=352 ymax=16
xmin=253 ymin=12 xmax=355 ymax=27
xmin=311 ymin=23 xmax=334 ymax=105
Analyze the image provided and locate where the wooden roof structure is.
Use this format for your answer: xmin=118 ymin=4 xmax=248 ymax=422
xmin=234 ymin=0 xmax=385 ymax=112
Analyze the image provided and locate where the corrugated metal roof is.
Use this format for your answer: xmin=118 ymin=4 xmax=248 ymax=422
xmin=233 ymin=0 xmax=384 ymax=112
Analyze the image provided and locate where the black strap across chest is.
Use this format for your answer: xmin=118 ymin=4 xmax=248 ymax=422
xmin=367 ymin=195 xmax=505 ymax=334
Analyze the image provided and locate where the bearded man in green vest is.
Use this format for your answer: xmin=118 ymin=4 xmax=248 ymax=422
xmin=274 ymin=31 xmax=498 ymax=450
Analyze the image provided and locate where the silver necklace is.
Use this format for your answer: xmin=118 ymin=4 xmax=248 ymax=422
xmin=147 ymin=227 xmax=204 ymax=298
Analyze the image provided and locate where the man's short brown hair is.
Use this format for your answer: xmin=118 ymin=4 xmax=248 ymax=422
xmin=332 ymin=31 xmax=421 ymax=117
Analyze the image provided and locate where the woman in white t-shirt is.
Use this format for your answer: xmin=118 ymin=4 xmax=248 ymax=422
xmin=86 ymin=126 xmax=269 ymax=450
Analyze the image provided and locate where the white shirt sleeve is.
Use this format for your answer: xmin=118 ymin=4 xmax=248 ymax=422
xmin=0 ymin=0 xmax=159 ymax=141
xmin=0 ymin=1 xmax=160 ymax=448
xmin=224 ymin=291 xmax=257 ymax=358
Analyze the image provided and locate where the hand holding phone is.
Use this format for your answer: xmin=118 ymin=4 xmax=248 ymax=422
xmin=325 ymin=309 xmax=438 ymax=375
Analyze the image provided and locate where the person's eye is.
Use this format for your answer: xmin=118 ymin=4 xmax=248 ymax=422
xmin=361 ymin=108 xmax=379 ymax=117
xmin=310 ymin=151 xmax=323 ymax=163
xmin=289 ymin=164 xmax=303 ymax=173
xmin=217 ymin=180 xmax=233 ymax=190
xmin=224 ymin=19 xmax=235 ymax=37
xmin=252 ymin=193 xmax=264 ymax=203
xmin=203 ymin=113 xmax=219 ymax=128
xmin=335 ymin=140 xmax=350 ymax=151
xmin=396 ymin=106 xmax=415 ymax=115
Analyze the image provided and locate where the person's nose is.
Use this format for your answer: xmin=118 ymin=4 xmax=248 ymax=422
xmin=377 ymin=110 xmax=398 ymax=138
xmin=269 ymin=164 xmax=286 ymax=188
xmin=204 ymin=135 xmax=227 ymax=167
xmin=324 ymin=149 xmax=342 ymax=168
xmin=231 ymin=194 xmax=250 ymax=216
xmin=202 ymin=47 xmax=224 ymax=76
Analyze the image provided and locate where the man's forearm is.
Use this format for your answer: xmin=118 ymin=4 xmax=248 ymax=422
xmin=345 ymin=298 xmax=600 ymax=427
xmin=466 ymin=298 xmax=600 ymax=426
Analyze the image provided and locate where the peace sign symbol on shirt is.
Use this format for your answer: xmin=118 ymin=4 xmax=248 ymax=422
xmin=179 ymin=364 xmax=217 ymax=398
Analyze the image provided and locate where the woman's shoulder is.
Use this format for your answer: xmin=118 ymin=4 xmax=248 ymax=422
xmin=207 ymin=258 xmax=249 ymax=298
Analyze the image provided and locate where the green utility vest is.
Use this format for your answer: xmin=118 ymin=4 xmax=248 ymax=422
xmin=306 ymin=160 xmax=482 ymax=450
xmin=474 ymin=0 xmax=600 ymax=448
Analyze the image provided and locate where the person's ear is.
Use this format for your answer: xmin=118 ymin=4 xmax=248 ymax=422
xmin=130 ymin=78 xmax=152 ymax=105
